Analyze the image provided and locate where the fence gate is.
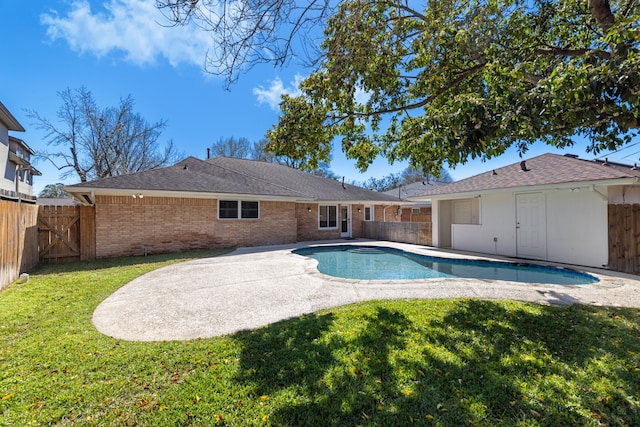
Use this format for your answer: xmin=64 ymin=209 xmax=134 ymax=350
xmin=608 ymin=204 xmax=640 ymax=274
xmin=38 ymin=205 xmax=95 ymax=264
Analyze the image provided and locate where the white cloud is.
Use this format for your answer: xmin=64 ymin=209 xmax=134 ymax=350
xmin=41 ymin=0 xmax=212 ymax=68
xmin=253 ymin=76 xmax=303 ymax=110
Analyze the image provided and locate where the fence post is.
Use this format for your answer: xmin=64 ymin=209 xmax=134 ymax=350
xmin=80 ymin=205 xmax=96 ymax=261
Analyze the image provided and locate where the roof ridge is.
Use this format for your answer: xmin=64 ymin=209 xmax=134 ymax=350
xmin=205 ymin=157 xmax=312 ymax=198
xmin=541 ymin=152 xmax=638 ymax=177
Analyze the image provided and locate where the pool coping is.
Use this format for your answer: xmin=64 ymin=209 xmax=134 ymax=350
xmin=92 ymin=239 xmax=640 ymax=341
xmin=292 ymin=243 xmax=600 ymax=285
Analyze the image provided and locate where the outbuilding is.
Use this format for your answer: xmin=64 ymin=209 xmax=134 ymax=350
xmin=410 ymin=153 xmax=640 ymax=271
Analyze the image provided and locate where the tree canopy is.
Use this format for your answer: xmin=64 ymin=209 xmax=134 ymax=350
xmin=159 ymin=0 xmax=640 ymax=176
xmin=357 ymin=166 xmax=454 ymax=192
xmin=210 ymin=136 xmax=339 ymax=178
xmin=28 ymin=87 xmax=181 ymax=182
xmin=38 ymin=183 xmax=70 ymax=199
xmin=267 ymin=0 xmax=640 ymax=175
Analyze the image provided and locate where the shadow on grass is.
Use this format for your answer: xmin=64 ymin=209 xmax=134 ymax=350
xmin=232 ymin=300 xmax=640 ymax=426
xmin=29 ymin=248 xmax=234 ymax=275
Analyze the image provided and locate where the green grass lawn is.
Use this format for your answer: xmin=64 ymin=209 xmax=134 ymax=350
xmin=1 ymin=250 xmax=639 ymax=426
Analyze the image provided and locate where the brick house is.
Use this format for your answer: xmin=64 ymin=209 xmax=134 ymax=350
xmin=63 ymin=156 xmax=402 ymax=258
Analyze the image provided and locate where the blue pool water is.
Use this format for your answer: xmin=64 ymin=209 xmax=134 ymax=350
xmin=293 ymin=246 xmax=599 ymax=285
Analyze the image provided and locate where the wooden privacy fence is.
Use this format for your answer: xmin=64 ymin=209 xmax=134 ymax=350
xmin=38 ymin=205 xmax=96 ymax=264
xmin=362 ymin=221 xmax=432 ymax=246
xmin=411 ymin=213 xmax=432 ymax=223
xmin=0 ymin=200 xmax=39 ymax=290
xmin=608 ymin=204 xmax=640 ymax=274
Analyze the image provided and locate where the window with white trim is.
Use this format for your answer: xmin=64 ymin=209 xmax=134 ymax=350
xmin=364 ymin=205 xmax=373 ymax=221
xmin=319 ymin=205 xmax=338 ymax=229
xmin=452 ymin=198 xmax=480 ymax=224
xmin=219 ymin=200 xmax=259 ymax=219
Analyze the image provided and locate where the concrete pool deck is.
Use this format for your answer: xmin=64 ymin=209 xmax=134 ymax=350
xmin=92 ymin=240 xmax=640 ymax=341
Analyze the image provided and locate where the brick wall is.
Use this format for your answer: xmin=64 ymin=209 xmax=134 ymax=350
xmin=94 ymin=197 xmax=400 ymax=258
xmin=214 ymin=201 xmax=297 ymax=248
xmin=295 ymin=204 xmax=341 ymax=242
xmin=95 ymin=196 xmax=298 ymax=258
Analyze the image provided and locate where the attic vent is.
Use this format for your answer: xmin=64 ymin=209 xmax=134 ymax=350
xmin=632 ymin=163 xmax=638 ymax=171
xmin=564 ymin=154 xmax=579 ymax=158
xmin=602 ymin=158 xmax=609 ymax=166
xmin=183 ymin=164 xmax=188 ymax=170
xmin=492 ymin=169 xmax=497 ymax=175
xmin=520 ymin=161 xmax=530 ymax=172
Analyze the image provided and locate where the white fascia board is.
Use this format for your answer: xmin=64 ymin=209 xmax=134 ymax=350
xmin=62 ymin=186 xmax=313 ymax=204
xmin=316 ymin=199 xmax=401 ymax=205
xmin=410 ymin=177 xmax=640 ymax=201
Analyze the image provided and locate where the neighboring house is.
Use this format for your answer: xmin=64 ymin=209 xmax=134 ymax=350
xmin=63 ymin=156 xmax=401 ymax=258
xmin=0 ymin=101 xmax=40 ymax=202
xmin=410 ymin=153 xmax=640 ymax=269
xmin=383 ymin=180 xmax=447 ymax=222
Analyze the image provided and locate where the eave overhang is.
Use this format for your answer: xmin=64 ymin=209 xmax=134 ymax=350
xmin=408 ymin=177 xmax=640 ymax=201
xmin=62 ymin=186 xmax=316 ymax=206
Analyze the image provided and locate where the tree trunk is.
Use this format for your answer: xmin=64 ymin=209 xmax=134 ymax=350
xmin=590 ymin=0 xmax=615 ymax=33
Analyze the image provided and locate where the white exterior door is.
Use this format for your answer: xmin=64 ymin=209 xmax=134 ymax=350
xmin=340 ymin=205 xmax=351 ymax=238
xmin=516 ymin=193 xmax=547 ymax=260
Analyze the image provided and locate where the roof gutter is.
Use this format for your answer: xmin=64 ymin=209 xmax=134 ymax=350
xmin=411 ymin=177 xmax=640 ymax=201
xmin=62 ymin=186 xmax=315 ymax=205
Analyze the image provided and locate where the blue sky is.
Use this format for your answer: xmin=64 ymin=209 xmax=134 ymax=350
xmin=2 ymin=1 xmax=637 ymax=195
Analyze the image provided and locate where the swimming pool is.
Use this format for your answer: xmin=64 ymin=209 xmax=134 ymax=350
xmin=293 ymin=245 xmax=599 ymax=285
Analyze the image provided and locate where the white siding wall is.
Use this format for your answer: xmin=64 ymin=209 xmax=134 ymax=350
xmin=545 ymin=188 xmax=608 ymax=267
xmin=0 ymin=122 xmax=10 ymax=193
xmin=451 ymin=193 xmax=516 ymax=256
xmin=440 ymin=188 xmax=609 ymax=268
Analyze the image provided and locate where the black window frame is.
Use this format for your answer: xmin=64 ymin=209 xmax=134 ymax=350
xmin=318 ymin=205 xmax=338 ymax=229
xmin=218 ymin=200 xmax=260 ymax=219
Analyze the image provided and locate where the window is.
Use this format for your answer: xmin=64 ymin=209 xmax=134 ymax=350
xmin=219 ymin=200 xmax=259 ymax=219
xmin=219 ymin=200 xmax=238 ymax=219
xmin=364 ymin=205 xmax=373 ymax=221
xmin=241 ymin=201 xmax=259 ymax=219
xmin=411 ymin=208 xmax=421 ymax=214
xmin=319 ymin=205 xmax=338 ymax=229
xmin=452 ymin=198 xmax=480 ymax=224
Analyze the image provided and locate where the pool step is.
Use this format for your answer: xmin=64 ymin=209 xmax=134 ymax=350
xmin=348 ymin=248 xmax=387 ymax=255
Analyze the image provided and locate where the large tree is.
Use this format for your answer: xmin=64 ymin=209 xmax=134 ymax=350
xmin=28 ymin=87 xmax=181 ymax=182
xmin=159 ymin=0 xmax=640 ymax=175
xmin=38 ymin=183 xmax=70 ymax=199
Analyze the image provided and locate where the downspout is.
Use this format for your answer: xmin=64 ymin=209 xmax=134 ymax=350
xmin=15 ymin=164 xmax=20 ymax=204
xmin=590 ymin=185 xmax=608 ymax=202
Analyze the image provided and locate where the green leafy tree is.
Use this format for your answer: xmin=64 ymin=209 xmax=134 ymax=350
xmin=28 ymin=87 xmax=181 ymax=182
xmin=38 ymin=183 xmax=70 ymax=199
xmin=357 ymin=166 xmax=453 ymax=192
xmin=400 ymin=167 xmax=454 ymax=185
xmin=159 ymin=0 xmax=639 ymax=175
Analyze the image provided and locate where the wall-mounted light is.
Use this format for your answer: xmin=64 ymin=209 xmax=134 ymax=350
xmin=307 ymin=207 xmax=312 ymax=212
xmin=357 ymin=208 xmax=361 ymax=213
xmin=132 ymin=193 xmax=144 ymax=199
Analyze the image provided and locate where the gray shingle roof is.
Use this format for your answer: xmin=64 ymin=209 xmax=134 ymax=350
xmin=65 ymin=156 xmax=399 ymax=203
xmin=413 ymin=153 xmax=640 ymax=198
xmin=0 ymin=100 xmax=24 ymax=132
